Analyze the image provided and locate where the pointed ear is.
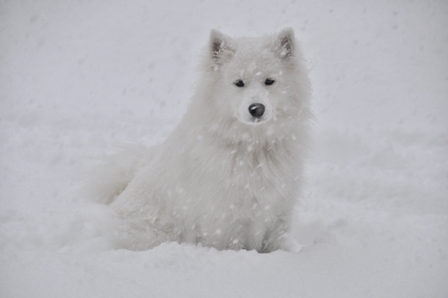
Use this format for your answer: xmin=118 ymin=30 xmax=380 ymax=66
xmin=210 ymin=29 xmax=234 ymax=67
xmin=277 ymin=28 xmax=295 ymax=58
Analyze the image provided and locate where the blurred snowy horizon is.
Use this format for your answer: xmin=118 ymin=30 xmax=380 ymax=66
xmin=1 ymin=0 xmax=447 ymax=297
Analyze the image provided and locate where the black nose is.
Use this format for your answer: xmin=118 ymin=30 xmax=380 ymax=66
xmin=248 ymin=103 xmax=265 ymax=118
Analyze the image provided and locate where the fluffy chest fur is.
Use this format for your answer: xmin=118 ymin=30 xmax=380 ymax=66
xmin=155 ymin=127 xmax=301 ymax=250
xmin=111 ymin=127 xmax=301 ymax=251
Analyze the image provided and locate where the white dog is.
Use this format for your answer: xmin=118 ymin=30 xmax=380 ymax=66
xmin=91 ymin=28 xmax=312 ymax=252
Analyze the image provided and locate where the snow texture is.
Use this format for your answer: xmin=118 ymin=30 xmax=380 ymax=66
xmin=1 ymin=0 xmax=447 ymax=297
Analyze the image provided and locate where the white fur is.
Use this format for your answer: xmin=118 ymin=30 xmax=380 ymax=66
xmin=97 ymin=28 xmax=312 ymax=252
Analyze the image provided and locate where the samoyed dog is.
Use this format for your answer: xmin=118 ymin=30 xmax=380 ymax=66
xmin=90 ymin=28 xmax=312 ymax=252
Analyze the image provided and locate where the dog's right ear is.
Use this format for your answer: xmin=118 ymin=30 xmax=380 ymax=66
xmin=210 ymin=29 xmax=234 ymax=68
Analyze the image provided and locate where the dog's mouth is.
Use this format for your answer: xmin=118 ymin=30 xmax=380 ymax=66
xmin=235 ymin=114 xmax=272 ymax=126
xmin=249 ymin=117 xmax=267 ymax=125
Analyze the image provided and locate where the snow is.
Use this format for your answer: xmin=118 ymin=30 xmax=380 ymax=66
xmin=1 ymin=0 xmax=447 ymax=297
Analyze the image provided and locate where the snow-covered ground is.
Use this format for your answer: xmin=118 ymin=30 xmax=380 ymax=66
xmin=1 ymin=0 xmax=447 ymax=297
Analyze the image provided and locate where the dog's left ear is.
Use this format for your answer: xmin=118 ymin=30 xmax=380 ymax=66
xmin=277 ymin=28 xmax=295 ymax=59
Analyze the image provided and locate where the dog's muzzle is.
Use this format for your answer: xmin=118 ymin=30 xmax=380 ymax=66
xmin=236 ymin=98 xmax=273 ymax=125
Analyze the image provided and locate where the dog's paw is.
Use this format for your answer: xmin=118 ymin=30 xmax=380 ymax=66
xmin=282 ymin=238 xmax=303 ymax=253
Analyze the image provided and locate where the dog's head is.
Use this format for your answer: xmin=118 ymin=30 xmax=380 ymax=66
xmin=206 ymin=28 xmax=303 ymax=127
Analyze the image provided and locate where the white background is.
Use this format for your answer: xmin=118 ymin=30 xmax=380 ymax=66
xmin=1 ymin=0 xmax=447 ymax=297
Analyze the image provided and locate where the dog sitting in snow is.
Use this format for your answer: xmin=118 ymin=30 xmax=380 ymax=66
xmin=91 ymin=28 xmax=312 ymax=252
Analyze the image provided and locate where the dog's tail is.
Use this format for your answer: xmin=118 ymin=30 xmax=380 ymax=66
xmin=78 ymin=144 xmax=159 ymax=204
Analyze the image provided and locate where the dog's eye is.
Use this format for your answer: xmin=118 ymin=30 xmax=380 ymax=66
xmin=264 ymin=78 xmax=275 ymax=86
xmin=234 ymin=80 xmax=245 ymax=88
